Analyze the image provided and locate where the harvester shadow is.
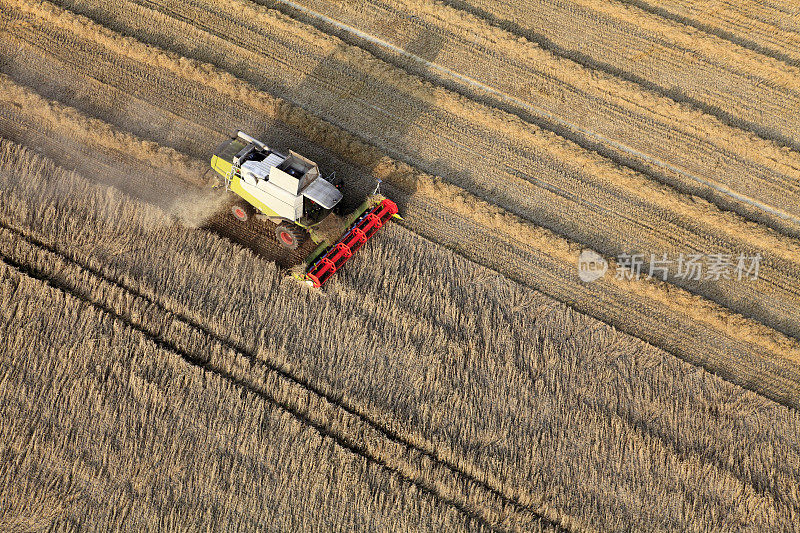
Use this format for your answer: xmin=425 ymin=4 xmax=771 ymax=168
xmin=266 ymin=24 xmax=447 ymax=215
xmin=200 ymin=28 xmax=446 ymax=266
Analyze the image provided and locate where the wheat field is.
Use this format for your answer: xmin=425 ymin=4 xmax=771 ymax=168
xmin=1 ymin=0 xmax=799 ymax=530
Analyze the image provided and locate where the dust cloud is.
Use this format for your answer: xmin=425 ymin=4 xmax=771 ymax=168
xmin=168 ymin=188 xmax=228 ymax=228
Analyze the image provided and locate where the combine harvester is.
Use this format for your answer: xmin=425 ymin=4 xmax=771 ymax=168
xmin=210 ymin=131 xmax=399 ymax=287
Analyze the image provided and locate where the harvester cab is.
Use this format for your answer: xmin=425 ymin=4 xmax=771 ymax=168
xmin=210 ymin=130 xmax=400 ymax=287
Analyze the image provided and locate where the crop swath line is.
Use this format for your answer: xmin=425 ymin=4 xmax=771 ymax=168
xmin=438 ymin=0 xmax=800 ymax=154
xmin=70 ymin=0 xmax=800 ymax=337
xmin=9 ymin=0 xmax=791 ymax=390
xmin=0 ymin=219 xmax=567 ymax=532
xmin=618 ymin=0 xmax=800 ymax=68
xmin=260 ymin=0 xmax=800 ymax=235
xmin=106 ymin=0 xmax=800 ymax=280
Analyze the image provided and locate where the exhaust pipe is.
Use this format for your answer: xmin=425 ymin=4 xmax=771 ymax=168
xmin=236 ymin=130 xmax=270 ymax=152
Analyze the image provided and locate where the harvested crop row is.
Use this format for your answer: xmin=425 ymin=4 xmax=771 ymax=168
xmin=622 ymin=0 xmax=800 ymax=66
xmin=3 ymin=140 xmax=800 ymax=530
xmin=273 ymin=0 xmax=800 ymax=236
xmin=0 ymin=64 xmax=205 ymax=187
xmin=442 ymin=0 xmax=800 ymax=151
xmin=34 ymin=0 xmax=800 ymax=340
xmin=0 ymin=28 xmax=217 ymax=216
xmin=2 ymin=5 xmax=799 ymax=411
xmin=0 ymin=267 xmax=485 ymax=532
xmin=0 ymin=86 xmax=224 ymax=229
xmin=0 ymin=25 xmax=350 ymax=256
xmin=0 ymin=17 xmax=367 ymax=194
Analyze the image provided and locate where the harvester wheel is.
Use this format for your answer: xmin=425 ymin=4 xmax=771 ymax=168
xmin=231 ymin=203 xmax=253 ymax=222
xmin=275 ymin=222 xmax=306 ymax=250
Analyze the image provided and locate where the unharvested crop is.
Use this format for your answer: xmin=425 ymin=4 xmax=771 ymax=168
xmin=0 ymin=257 xmax=483 ymax=532
xmin=2 ymin=137 xmax=800 ymax=531
xmin=2 ymin=0 xmax=800 ymax=529
xmin=1 ymin=0 xmax=799 ymax=409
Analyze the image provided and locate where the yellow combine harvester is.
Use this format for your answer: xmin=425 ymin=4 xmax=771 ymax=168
xmin=211 ymin=131 xmax=399 ymax=287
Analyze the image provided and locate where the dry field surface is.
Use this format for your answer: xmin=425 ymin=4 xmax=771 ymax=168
xmin=0 ymin=0 xmax=799 ymax=530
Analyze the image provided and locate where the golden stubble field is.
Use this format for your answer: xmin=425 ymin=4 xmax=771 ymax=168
xmin=0 ymin=0 xmax=799 ymax=530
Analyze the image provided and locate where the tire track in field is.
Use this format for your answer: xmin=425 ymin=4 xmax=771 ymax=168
xmin=440 ymin=0 xmax=800 ymax=154
xmin=264 ymin=0 xmax=800 ymax=237
xmin=0 ymin=274 xmax=495 ymax=532
xmin=619 ymin=0 xmax=800 ymax=68
xmin=0 ymin=264 xmax=517 ymax=533
xmin=0 ymin=366 xmax=256 ymax=528
xmin=0 ymin=221 xmax=569 ymax=531
xmin=2 ymin=1 xmax=799 ymax=412
xmin=43 ymin=0 xmax=796 ymax=342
